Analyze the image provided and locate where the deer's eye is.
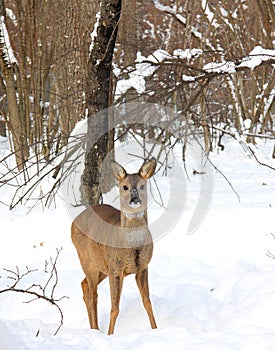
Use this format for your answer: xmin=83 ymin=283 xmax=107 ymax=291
xmin=123 ymin=185 xmax=129 ymax=191
xmin=140 ymin=185 xmax=145 ymax=190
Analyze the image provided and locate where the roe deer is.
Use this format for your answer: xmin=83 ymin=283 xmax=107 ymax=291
xmin=71 ymin=158 xmax=157 ymax=335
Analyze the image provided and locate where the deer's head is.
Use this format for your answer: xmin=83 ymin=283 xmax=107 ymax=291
xmin=111 ymin=158 xmax=156 ymax=214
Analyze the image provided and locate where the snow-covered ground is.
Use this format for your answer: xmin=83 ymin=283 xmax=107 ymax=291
xmin=0 ymin=137 xmax=275 ymax=350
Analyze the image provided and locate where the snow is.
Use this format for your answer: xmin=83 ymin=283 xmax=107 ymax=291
xmin=181 ymin=74 xmax=195 ymax=82
xmin=201 ymin=0 xmax=219 ymax=29
xmin=173 ymin=48 xmax=203 ymax=61
xmin=220 ymin=7 xmax=228 ymax=17
xmin=243 ymin=118 xmax=252 ymax=130
xmin=1 ymin=137 xmax=275 ymax=349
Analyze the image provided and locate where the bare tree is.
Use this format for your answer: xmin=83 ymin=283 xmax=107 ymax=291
xmin=81 ymin=0 xmax=122 ymax=206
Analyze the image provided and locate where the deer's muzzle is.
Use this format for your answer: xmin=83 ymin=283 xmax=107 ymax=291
xmin=130 ymin=187 xmax=141 ymax=206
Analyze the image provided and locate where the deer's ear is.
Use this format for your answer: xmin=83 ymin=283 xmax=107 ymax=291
xmin=139 ymin=158 xmax=156 ymax=179
xmin=111 ymin=160 xmax=127 ymax=182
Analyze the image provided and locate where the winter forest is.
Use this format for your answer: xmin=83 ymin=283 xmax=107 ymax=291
xmin=0 ymin=0 xmax=275 ymax=349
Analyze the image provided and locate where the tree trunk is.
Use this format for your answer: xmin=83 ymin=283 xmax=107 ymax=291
xmin=81 ymin=0 xmax=122 ymax=206
xmin=0 ymin=3 xmax=28 ymax=169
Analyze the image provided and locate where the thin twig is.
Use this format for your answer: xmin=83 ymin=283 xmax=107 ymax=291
xmin=247 ymin=146 xmax=275 ymax=171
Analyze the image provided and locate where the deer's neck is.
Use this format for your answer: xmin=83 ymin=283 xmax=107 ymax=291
xmin=119 ymin=211 xmax=152 ymax=247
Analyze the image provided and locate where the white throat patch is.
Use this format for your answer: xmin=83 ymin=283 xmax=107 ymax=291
xmin=124 ymin=211 xmax=145 ymax=219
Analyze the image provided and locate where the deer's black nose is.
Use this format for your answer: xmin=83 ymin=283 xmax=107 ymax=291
xmin=131 ymin=197 xmax=141 ymax=205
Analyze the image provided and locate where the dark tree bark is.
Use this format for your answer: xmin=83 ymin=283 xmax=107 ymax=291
xmin=0 ymin=121 xmax=6 ymax=137
xmin=81 ymin=0 xmax=122 ymax=206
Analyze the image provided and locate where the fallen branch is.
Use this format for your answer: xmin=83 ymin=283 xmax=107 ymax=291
xmin=0 ymin=248 xmax=67 ymax=335
xmin=247 ymin=146 xmax=275 ymax=171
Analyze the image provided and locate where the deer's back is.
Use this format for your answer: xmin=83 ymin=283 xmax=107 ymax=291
xmin=71 ymin=204 xmax=121 ymax=247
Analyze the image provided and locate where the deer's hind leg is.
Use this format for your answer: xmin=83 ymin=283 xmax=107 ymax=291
xmin=82 ymin=271 xmax=107 ymax=330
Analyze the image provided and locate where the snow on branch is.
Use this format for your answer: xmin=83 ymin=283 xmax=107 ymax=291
xmin=236 ymin=46 xmax=275 ymax=70
xmin=0 ymin=15 xmax=17 ymax=67
xmin=114 ymin=46 xmax=275 ymax=100
xmin=115 ymin=49 xmax=172 ymax=99
xmin=152 ymin=0 xmax=214 ymax=49
xmin=152 ymin=0 xmax=186 ymax=25
xmin=90 ymin=6 xmax=101 ymax=53
xmin=204 ymin=46 xmax=275 ymax=73
xmin=5 ymin=8 xmax=17 ymax=26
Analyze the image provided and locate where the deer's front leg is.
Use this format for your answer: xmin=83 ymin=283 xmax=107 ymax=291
xmin=136 ymin=268 xmax=157 ymax=329
xmin=108 ymin=273 xmax=124 ymax=335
